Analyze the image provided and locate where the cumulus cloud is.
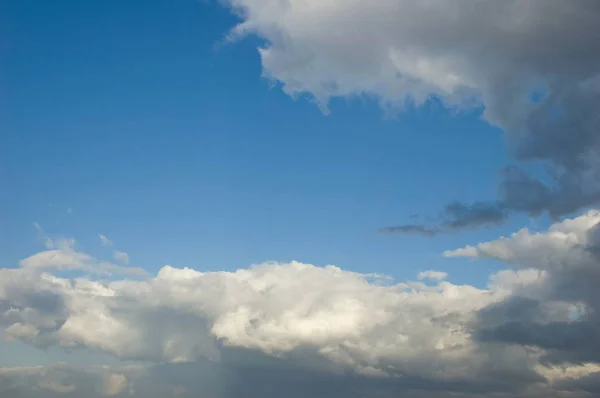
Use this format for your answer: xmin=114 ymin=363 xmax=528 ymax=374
xmin=2 ymin=219 xmax=600 ymax=397
xmin=223 ymin=0 xmax=600 ymax=230
xmin=447 ymin=210 xmax=600 ymax=365
xmin=444 ymin=210 xmax=600 ymax=268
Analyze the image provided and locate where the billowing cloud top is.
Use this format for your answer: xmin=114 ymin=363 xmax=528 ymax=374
xmin=3 ymin=211 xmax=600 ymax=396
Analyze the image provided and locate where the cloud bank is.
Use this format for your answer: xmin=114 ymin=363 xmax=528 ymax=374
xmin=3 ymin=211 xmax=600 ymax=396
xmin=223 ymin=0 xmax=600 ymax=231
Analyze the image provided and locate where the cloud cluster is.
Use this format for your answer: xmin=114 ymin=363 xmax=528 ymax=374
xmin=447 ymin=210 xmax=600 ymax=366
xmin=223 ymin=0 xmax=600 ymax=230
xmin=3 ymin=213 xmax=600 ymax=396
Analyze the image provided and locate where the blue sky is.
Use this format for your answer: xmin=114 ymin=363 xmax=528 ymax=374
xmin=2 ymin=0 xmax=525 ymax=286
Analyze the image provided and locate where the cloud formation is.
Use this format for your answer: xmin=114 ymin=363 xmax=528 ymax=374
xmin=382 ymin=201 xmax=507 ymax=236
xmin=417 ymin=270 xmax=448 ymax=282
xmin=447 ymin=210 xmax=600 ymax=366
xmin=224 ymin=0 xmax=600 ymax=230
xmin=99 ymin=235 xmax=112 ymax=247
xmin=2 ymin=214 xmax=600 ymax=396
xmin=16 ymin=239 xmax=146 ymax=278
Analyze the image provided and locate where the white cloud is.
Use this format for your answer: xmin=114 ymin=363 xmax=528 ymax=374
xmin=225 ymin=1 xmax=599 ymax=124
xmin=417 ymin=270 xmax=448 ymax=281
xmin=444 ymin=210 xmax=600 ymax=271
xmin=3 ymin=214 xmax=600 ymax=396
xmin=18 ymin=246 xmax=146 ymax=277
xmin=99 ymin=235 xmax=113 ymax=246
xmin=446 ymin=209 xmax=600 ymax=366
xmin=0 ymin=253 xmax=527 ymax=392
xmin=114 ymin=251 xmax=130 ymax=265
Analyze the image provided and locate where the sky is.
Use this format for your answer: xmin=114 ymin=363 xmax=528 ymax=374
xmin=1 ymin=1 xmax=600 ymax=397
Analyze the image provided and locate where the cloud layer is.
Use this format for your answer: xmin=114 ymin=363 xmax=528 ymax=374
xmin=3 ymin=211 xmax=600 ymax=396
xmin=224 ymin=0 xmax=600 ymax=230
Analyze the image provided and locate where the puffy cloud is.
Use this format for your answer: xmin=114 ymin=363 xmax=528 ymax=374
xmin=447 ymin=210 xmax=600 ymax=365
xmin=382 ymin=201 xmax=507 ymax=236
xmin=3 ymin=217 xmax=600 ymax=396
xmin=444 ymin=210 xmax=600 ymax=269
xmin=2 ymin=259 xmax=496 ymax=373
xmin=223 ymin=0 xmax=600 ymax=229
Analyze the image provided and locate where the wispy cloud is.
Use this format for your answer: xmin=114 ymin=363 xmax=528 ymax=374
xmin=99 ymin=234 xmax=113 ymax=246
xmin=114 ymin=251 xmax=130 ymax=265
xmin=417 ymin=270 xmax=448 ymax=281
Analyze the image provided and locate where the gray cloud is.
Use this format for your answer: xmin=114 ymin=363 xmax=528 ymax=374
xmin=448 ymin=210 xmax=600 ymax=368
xmin=387 ymin=163 xmax=600 ymax=235
xmin=382 ymin=201 xmax=506 ymax=236
xmin=223 ymin=0 xmax=600 ymax=232
xmin=380 ymin=224 xmax=439 ymax=237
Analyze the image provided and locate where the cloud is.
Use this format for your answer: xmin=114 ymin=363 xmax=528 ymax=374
xmin=393 ymin=165 xmax=600 ymax=235
xmin=0 ymin=358 xmax=597 ymax=398
xmin=446 ymin=210 xmax=600 ymax=365
xmin=380 ymin=225 xmax=438 ymax=237
xmin=223 ymin=0 xmax=600 ymax=230
xmin=3 ymin=220 xmax=600 ymax=397
xmin=382 ymin=201 xmax=507 ymax=236
xmin=39 ymin=380 xmax=77 ymax=393
xmin=417 ymin=270 xmax=448 ymax=281
xmin=443 ymin=210 xmax=600 ymax=267
xmin=113 ymin=251 xmax=130 ymax=265
xmin=18 ymin=245 xmax=146 ymax=277
xmin=98 ymin=235 xmax=112 ymax=247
